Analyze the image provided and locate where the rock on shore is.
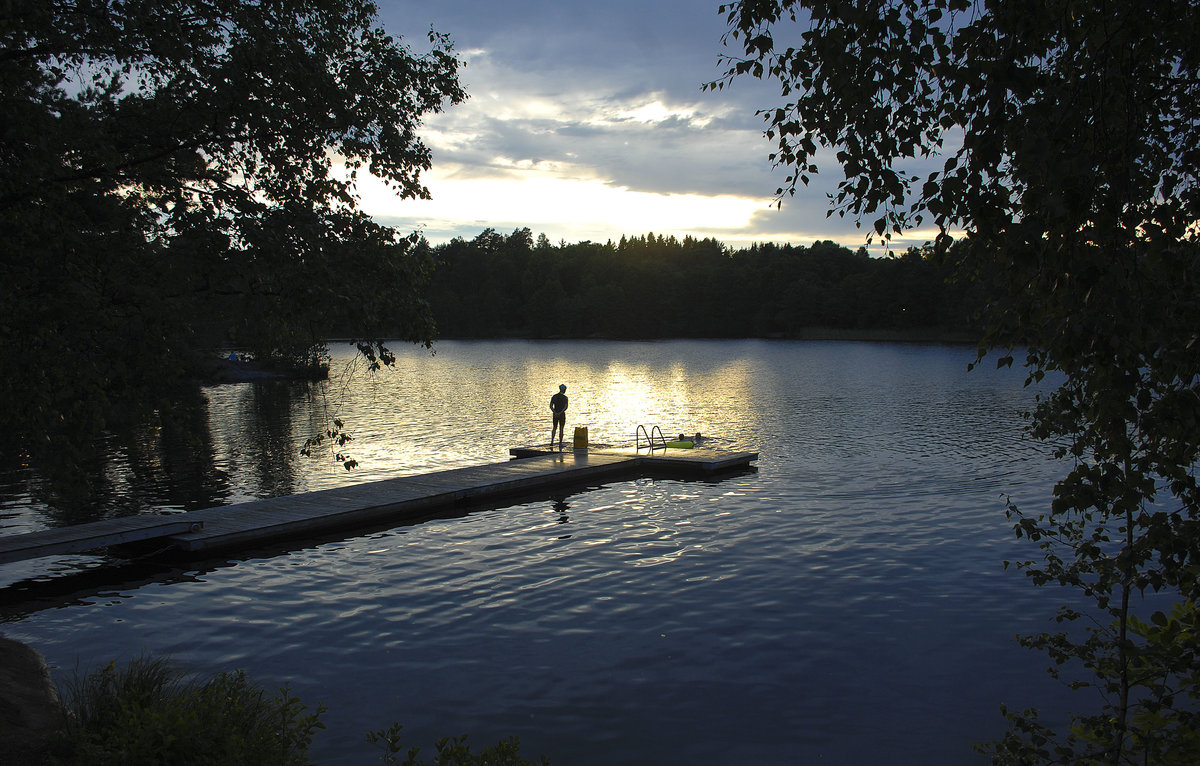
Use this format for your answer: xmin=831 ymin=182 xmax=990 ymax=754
xmin=0 ymin=635 xmax=64 ymax=766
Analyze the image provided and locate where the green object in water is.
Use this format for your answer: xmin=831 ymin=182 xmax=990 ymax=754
xmin=665 ymin=440 xmax=694 ymax=449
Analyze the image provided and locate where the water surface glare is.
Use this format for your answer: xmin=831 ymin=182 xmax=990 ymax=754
xmin=1 ymin=340 xmax=1076 ymax=764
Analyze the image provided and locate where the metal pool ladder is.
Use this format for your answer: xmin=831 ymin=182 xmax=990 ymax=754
xmin=636 ymin=425 xmax=668 ymax=451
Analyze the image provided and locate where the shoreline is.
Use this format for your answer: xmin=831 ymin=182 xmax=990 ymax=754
xmin=202 ymin=356 xmax=330 ymax=385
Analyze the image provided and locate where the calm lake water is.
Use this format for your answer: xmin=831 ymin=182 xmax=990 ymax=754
xmin=0 ymin=340 xmax=1079 ymax=764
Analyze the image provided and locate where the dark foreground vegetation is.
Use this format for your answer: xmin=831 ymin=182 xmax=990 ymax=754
xmin=50 ymin=655 xmax=546 ymax=766
xmin=423 ymin=229 xmax=978 ymax=340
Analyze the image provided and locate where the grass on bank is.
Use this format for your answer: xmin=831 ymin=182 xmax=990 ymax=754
xmin=58 ymin=655 xmax=546 ymax=766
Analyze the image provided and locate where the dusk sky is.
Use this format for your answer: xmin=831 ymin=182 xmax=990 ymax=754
xmin=365 ymin=0 xmax=944 ymax=251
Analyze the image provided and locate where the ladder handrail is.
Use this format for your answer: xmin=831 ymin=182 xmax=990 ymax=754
xmin=636 ymin=424 xmax=668 ymax=451
xmin=651 ymin=425 xmax=665 ymax=447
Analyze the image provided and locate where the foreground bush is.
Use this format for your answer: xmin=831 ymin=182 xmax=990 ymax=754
xmin=61 ymin=656 xmax=324 ymax=766
xmin=59 ymin=656 xmax=549 ymax=765
xmin=368 ymin=722 xmax=549 ymax=766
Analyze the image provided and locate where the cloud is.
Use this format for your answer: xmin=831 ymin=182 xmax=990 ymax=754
xmin=373 ymin=0 xmax=945 ymax=250
xmin=357 ymin=163 xmax=771 ymax=242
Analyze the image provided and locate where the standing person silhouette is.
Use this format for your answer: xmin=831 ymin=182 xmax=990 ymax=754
xmin=549 ymin=384 xmax=568 ymax=451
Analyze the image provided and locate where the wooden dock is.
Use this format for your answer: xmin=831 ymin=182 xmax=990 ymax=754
xmin=0 ymin=447 xmax=757 ymax=564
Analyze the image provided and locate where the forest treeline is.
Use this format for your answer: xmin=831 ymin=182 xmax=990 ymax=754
xmin=421 ymin=227 xmax=982 ymax=340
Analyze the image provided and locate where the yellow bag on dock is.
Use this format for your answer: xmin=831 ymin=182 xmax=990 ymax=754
xmin=573 ymin=426 xmax=588 ymax=449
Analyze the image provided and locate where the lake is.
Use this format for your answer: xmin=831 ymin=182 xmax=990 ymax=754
xmin=0 ymin=339 xmax=1078 ymax=764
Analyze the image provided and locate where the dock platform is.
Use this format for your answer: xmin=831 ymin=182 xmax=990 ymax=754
xmin=0 ymin=447 xmax=757 ymax=563
xmin=0 ymin=517 xmax=203 ymax=565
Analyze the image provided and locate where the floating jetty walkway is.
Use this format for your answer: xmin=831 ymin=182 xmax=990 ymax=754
xmin=0 ymin=446 xmax=757 ymax=564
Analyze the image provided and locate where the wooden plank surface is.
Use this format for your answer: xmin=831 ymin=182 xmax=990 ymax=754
xmin=0 ymin=518 xmax=202 ymax=564
xmin=168 ymin=452 xmax=646 ymax=550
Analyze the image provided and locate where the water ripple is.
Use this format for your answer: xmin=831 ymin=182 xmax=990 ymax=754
xmin=2 ymin=341 xmax=1074 ymax=765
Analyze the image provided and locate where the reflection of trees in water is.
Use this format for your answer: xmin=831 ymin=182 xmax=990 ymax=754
xmin=224 ymin=381 xmax=305 ymax=499
xmin=19 ymin=389 xmax=231 ymax=526
xmin=10 ymin=379 xmax=314 ymax=528
xmin=119 ymin=390 xmax=232 ymax=513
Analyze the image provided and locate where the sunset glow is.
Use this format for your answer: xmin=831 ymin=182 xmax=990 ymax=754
xmin=357 ymin=4 xmax=950 ymax=251
xmin=356 ymin=167 xmax=772 ymax=242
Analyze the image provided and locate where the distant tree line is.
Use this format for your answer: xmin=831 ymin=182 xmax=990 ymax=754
xmin=420 ymin=228 xmax=981 ymax=340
